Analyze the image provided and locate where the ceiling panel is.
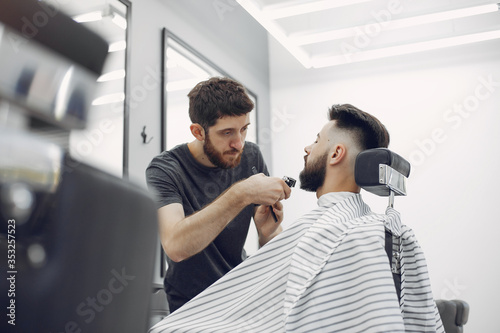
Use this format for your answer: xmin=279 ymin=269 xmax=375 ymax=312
xmin=237 ymin=0 xmax=500 ymax=68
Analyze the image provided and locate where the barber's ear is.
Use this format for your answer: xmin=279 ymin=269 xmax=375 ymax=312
xmin=190 ymin=124 xmax=205 ymax=141
xmin=329 ymin=144 xmax=346 ymax=165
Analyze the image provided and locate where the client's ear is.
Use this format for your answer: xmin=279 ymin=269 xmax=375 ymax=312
xmin=329 ymin=144 xmax=346 ymax=166
xmin=190 ymin=124 xmax=205 ymax=141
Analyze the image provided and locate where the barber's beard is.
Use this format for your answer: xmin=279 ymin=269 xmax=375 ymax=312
xmin=203 ymin=134 xmax=243 ymax=169
xmin=299 ymin=152 xmax=328 ymax=192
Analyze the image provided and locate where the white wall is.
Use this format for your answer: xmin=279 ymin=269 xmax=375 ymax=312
xmin=270 ymin=37 xmax=500 ymax=332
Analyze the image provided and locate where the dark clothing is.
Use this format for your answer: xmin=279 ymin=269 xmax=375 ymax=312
xmin=146 ymin=142 xmax=269 ymax=312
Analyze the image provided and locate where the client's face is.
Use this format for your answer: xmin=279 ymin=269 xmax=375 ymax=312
xmin=299 ymin=123 xmax=331 ymax=192
xmin=299 ymin=151 xmax=328 ymax=192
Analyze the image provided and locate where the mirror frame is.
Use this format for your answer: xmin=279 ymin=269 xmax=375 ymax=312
xmin=121 ymin=0 xmax=131 ymax=178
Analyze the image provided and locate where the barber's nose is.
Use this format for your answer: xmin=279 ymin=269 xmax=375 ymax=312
xmin=304 ymin=145 xmax=312 ymax=154
xmin=231 ymin=135 xmax=244 ymax=150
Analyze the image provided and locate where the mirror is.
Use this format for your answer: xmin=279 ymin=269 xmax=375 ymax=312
xmin=161 ymin=28 xmax=258 ymax=152
xmin=57 ymin=0 xmax=130 ymax=178
xmin=160 ymin=28 xmax=261 ymax=268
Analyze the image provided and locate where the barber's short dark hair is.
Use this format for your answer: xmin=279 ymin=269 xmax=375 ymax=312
xmin=187 ymin=77 xmax=254 ymax=130
xmin=328 ymin=104 xmax=390 ymax=149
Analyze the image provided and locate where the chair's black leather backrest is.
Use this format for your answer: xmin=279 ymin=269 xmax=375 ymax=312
xmin=1 ymin=155 xmax=158 ymax=333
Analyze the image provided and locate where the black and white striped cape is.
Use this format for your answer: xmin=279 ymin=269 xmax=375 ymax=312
xmin=149 ymin=192 xmax=444 ymax=333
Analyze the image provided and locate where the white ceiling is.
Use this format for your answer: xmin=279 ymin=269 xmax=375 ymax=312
xmin=237 ymin=0 xmax=500 ymax=68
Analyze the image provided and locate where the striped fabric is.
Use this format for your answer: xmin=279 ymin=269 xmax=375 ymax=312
xmin=149 ymin=192 xmax=443 ymax=333
xmin=385 ymin=208 xmax=445 ymax=332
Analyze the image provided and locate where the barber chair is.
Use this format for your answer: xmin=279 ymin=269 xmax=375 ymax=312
xmin=355 ymin=148 xmax=469 ymax=332
xmin=436 ymin=299 xmax=470 ymax=333
xmin=0 ymin=1 xmax=158 ymax=332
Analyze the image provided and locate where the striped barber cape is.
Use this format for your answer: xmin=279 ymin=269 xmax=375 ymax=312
xmin=149 ymin=192 xmax=444 ymax=333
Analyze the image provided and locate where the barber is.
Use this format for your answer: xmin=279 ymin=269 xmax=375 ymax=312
xmin=146 ymin=77 xmax=291 ymax=313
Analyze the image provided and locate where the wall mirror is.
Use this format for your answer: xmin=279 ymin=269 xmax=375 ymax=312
xmin=160 ymin=29 xmax=261 ymax=275
xmin=161 ymin=28 xmax=258 ymax=152
xmin=55 ymin=0 xmax=131 ymax=178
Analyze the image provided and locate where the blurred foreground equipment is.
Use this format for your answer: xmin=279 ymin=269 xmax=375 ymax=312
xmin=0 ymin=1 xmax=158 ymax=332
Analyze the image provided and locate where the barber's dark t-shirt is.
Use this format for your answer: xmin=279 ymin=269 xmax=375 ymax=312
xmin=146 ymin=142 xmax=269 ymax=312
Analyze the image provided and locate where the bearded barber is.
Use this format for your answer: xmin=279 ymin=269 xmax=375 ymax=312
xmin=146 ymin=77 xmax=291 ymax=313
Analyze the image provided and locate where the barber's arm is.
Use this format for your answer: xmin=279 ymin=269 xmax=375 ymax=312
xmin=158 ymin=174 xmax=291 ymax=262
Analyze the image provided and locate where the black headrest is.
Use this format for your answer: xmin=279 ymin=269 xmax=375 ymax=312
xmin=355 ymin=148 xmax=411 ymax=197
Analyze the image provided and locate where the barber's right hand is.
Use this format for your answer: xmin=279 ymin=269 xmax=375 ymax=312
xmin=243 ymin=173 xmax=291 ymax=206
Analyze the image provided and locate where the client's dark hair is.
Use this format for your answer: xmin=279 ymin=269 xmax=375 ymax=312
xmin=187 ymin=77 xmax=254 ymax=130
xmin=328 ymin=104 xmax=390 ymax=149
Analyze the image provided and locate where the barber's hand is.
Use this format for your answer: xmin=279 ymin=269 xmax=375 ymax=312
xmin=254 ymin=201 xmax=284 ymax=244
xmin=244 ymin=173 xmax=291 ymax=206
xmin=255 ymin=200 xmax=283 ymax=224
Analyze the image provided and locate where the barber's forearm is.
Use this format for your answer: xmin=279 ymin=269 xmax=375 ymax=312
xmin=165 ymin=182 xmax=251 ymax=262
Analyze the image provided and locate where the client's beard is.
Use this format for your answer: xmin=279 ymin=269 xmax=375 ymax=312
xmin=299 ymin=152 xmax=328 ymax=192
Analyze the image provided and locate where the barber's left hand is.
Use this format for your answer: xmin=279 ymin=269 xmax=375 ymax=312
xmin=254 ymin=201 xmax=283 ymax=243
